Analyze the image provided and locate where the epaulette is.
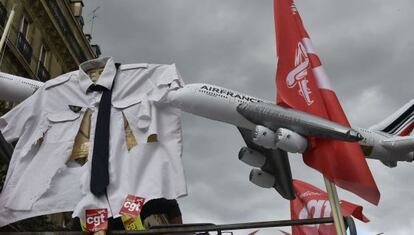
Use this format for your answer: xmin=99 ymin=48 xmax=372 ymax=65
xmin=120 ymin=63 xmax=148 ymax=71
xmin=44 ymin=73 xmax=75 ymax=90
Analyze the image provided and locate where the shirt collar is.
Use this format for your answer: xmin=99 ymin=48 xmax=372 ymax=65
xmin=78 ymin=57 xmax=117 ymax=94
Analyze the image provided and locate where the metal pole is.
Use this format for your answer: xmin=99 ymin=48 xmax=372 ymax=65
xmin=116 ymin=218 xmax=335 ymax=234
xmin=324 ymin=177 xmax=346 ymax=235
xmin=0 ymin=218 xmax=335 ymax=235
xmin=0 ymin=4 xmax=16 ymax=53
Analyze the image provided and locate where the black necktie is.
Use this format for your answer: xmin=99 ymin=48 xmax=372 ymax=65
xmin=90 ymin=63 xmax=120 ymax=196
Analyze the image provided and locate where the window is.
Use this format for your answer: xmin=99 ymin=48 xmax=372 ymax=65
xmin=0 ymin=2 xmax=7 ymax=27
xmin=36 ymin=44 xmax=50 ymax=81
xmin=16 ymin=14 xmax=32 ymax=63
xmin=38 ymin=44 xmax=47 ymax=67
xmin=19 ymin=15 xmax=29 ymax=38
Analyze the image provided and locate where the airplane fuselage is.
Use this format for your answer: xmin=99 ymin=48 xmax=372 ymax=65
xmin=166 ymin=83 xmax=414 ymax=163
xmin=167 ymin=83 xmax=262 ymax=130
xmin=0 ymin=72 xmax=43 ymax=102
xmin=167 ymin=83 xmax=362 ymax=142
xmin=358 ymin=128 xmax=414 ymax=163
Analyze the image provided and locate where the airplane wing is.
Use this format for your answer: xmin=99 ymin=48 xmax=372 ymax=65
xmin=234 ymin=101 xmax=363 ymax=200
xmin=237 ymin=102 xmax=363 ymax=142
xmin=238 ymin=127 xmax=295 ymax=200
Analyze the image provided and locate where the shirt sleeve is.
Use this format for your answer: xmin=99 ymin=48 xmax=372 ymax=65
xmin=0 ymin=86 xmax=46 ymax=143
xmin=148 ymin=64 xmax=185 ymax=103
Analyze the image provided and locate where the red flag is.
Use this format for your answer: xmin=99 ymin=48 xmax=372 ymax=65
xmin=291 ymin=179 xmax=369 ymax=235
xmin=274 ymin=0 xmax=380 ymax=204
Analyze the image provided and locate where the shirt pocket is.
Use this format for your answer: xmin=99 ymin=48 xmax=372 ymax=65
xmin=113 ymin=97 xmax=158 ymax=146
xmin=44 ymin=110 xmax=84 ymax=143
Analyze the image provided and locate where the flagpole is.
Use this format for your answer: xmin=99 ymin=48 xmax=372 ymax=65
xmin=0 ymin=4 xmax=16 ymax=53
xmin=331 ymin=180 xmax=347 ymax=234
xmin=324 ymin=177 xmax=346 ymax=235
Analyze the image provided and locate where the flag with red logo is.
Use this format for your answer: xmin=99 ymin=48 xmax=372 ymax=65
xmin=85 ymin=208 xmax=108 ymax=232
xmin=291 ymin=179 xmax=369 ymax=235
xmin=274 ymin=0 xmax=380 ymax=205
xmin=119 ymin=194 xmax=145 ymax=219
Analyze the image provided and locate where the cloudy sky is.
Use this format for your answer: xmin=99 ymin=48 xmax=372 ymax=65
xmin=83 ymin=0 xmax=414 ymax=234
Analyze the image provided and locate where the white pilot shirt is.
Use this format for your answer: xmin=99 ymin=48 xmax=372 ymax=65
xmin=0 ymin=57 xmax=187 ymax=226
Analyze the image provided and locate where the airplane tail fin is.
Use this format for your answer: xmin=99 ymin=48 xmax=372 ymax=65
xmin=369 ymin=99 xmax=414 ymax=136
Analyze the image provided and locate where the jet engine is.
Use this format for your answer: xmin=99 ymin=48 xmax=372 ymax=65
xmin=276 ymin=128 xmax=308 ymax=153
xmin=238 ymin=147 xmax=266 ymax=168
xmin=252 ymin=125 xmax=308 ymax=153
xmin=249 ymin=168 xmax=275 ymax=188
xmin=252 ymin=125 xmax=277 ymax=150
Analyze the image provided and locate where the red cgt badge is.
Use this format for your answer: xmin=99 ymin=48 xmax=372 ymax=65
xmin=119 ymin=194 xmax=145 ymax=219
xmin=85 ymin=208 xmax=108 ymax=232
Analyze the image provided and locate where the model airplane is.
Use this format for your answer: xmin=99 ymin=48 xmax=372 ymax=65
xmin=166 ymin=83 xmax=414 ymax=163
xmin=1 ymin=73 xmax=414 ymax=198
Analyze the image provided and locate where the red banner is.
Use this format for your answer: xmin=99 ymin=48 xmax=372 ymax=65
xmin=274 ymin=0 xmax=380 ymax=205
xmin=291 ymin=180 xmax=369 ymax=235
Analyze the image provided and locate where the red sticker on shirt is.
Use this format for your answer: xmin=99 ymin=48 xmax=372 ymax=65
xmin=119 ymin=194 xmax=145 ymax=218
xmin=85 ymin=208 xmax=108 ymax=232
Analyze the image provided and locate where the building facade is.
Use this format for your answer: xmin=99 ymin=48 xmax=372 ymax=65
xmin=0 ymin=0 xmax=100 ymax=114
xmin=0 ymin=0 xmax=101 ymax=230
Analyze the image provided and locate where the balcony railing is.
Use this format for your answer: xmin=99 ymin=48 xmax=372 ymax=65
xmin=91 ymin=44 xmax=101 ymax=57
xmin=0 ymin=2 xmax=6 ymax=27
xmin=36 ymin=63 xmax=51 ymax=82
xmin=16 ymin=32 xmax=32 ymax=63
xmin=47 ymin=0 xmax=87 ymax=62
xmin=75 ymin=15 xmax=84 ymax=29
